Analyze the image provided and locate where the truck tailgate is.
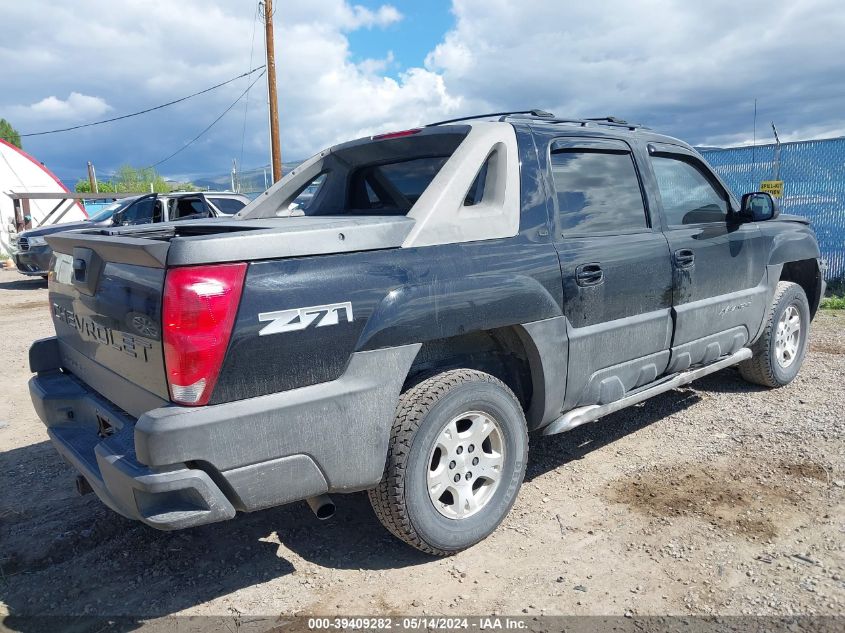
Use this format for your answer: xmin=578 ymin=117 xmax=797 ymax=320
xmin=48 ymin=248 xmax=170 ymax=412
xmin=42 ymin=214 xmax=413 ymax=413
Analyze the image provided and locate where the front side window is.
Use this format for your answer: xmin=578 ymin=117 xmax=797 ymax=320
xmin=551 ymin=149 xmax=648 ymax=234
xmin=651 ymin=156 xmax=728 ymax=226
xmin=120 ymin=197 xmax=161 ymax=225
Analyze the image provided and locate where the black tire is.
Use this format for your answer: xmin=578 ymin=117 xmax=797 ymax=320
xmin=739 ymin=281 xmax=810 ymax=387
xmin=368 ymin=369 xmax=528 ymax=556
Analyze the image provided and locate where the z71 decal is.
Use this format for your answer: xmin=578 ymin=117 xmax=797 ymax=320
xmin=258 ymin=302 xmax=353 ymax=336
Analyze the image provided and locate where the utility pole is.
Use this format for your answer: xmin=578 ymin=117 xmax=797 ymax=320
xmin=262 ymin=0 xmax=282 ymax=183
xmin=87 ymin=161 xmax=98 ymax=193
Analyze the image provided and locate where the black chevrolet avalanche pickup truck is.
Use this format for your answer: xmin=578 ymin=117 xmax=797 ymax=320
xmin=29 ymin=111 xmax=825 ymax=555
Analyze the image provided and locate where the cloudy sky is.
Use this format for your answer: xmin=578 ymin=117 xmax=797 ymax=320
xmin=2 ymin=0 xmax=844 ymax=186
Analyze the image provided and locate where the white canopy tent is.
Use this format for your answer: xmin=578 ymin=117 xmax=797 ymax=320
xmin=0 ymin=139 xmax=87 ymax=255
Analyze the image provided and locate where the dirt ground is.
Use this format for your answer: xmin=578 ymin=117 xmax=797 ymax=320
xmin=0 ymin=268 xmax=843 ymax=621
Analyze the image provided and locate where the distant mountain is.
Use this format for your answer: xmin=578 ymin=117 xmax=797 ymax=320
xmin=189 ymin=161 xmax=303 ymax=194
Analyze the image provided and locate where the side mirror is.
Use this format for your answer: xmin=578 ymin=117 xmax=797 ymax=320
xmin=739 ymin=192 xmax=779 ymax=222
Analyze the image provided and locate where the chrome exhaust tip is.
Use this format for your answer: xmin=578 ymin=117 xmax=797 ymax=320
xmin=306 ymin=494 xmax=335 ymax=520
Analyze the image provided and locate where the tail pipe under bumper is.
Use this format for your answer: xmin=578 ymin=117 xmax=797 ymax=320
xmin=306 ymin=494 xmax=336 ymax=520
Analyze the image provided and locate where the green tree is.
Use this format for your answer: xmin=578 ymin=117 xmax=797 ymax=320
xmin=0 ymin=118 xmax=22 ymax=149
xmin=113 ymin=165 xmax=167 ymax=193
xmin=74 ymin=165 xmax=196 ymax=194
xmin=75 ymin=179 xmax=116 ymax=193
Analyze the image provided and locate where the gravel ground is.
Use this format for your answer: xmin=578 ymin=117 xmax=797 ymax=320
xmin=0 ymin=268 xmax=843 ymax=621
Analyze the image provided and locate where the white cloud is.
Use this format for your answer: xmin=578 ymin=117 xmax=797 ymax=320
xmin=16 ymin=92 xmax=112 ymax=121
xmin=1 ymin=0 xmax=842 ymax=182
xmin=425 ymin=0 xmax=845 ymax=144
xmin=357 ymin=51 xmax=396 ymax=76
xmin=341 ymin=4 xmax=402 ymax=30
xmin=0 ymin=0 xmax=456 ymax=175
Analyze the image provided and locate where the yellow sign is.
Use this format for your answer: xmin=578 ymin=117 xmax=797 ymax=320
xmin=760 ymin=180 xmax=784 ymax=198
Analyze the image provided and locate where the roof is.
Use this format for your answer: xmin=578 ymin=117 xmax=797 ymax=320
xmin=168 ymin=190 xmax=248 ymax=197
xmin=427 ymin=109 xmax=688 ymax=147
xmin=428 ymin=109 xmax=646 ymax=130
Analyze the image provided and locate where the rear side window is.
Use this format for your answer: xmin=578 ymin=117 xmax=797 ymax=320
xmin=172 ymin=197 xmax=207 ymax=221
xmin=464 ymin=157 xmax=491 ymax=206
xmin=651 ymin=156 xmax=728 ymax=225
xmin=550 ymin=150 xmax=648 ymax=234
xmin=208 ymin=197 xmax=246 ymax=214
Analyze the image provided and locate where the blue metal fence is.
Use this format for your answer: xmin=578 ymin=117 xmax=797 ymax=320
xmin=699 ymin=137 xmax=845 ymax=281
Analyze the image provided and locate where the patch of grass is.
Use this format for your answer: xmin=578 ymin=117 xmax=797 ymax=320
xmin=821 ymin=295 xmax=845 ymax=310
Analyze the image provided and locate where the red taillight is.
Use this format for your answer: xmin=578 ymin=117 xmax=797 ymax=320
xmin=371 ymin=128 xmax=421 ymax=140
xmin=162 ymin=263 xmax=247 ymax=406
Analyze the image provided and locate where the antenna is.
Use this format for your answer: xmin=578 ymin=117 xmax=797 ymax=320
xmin=751 ymin=99 xmax=757 ymax=191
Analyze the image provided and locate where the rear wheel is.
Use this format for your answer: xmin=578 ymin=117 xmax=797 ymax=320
xmin=739 ymin=281 xmax=810 ymax=387
xmin=368 ymin=369 xmax=528 ymax=555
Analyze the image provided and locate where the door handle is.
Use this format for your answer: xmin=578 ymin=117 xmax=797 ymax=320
xmin=575 ymin=263 xmax=604 ymax=287
xmin=674 ymin=249 xmax=695 ymax=269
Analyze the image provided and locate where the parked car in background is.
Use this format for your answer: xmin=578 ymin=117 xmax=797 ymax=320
xmin=12 ymin=191 xmax=249 ymax=276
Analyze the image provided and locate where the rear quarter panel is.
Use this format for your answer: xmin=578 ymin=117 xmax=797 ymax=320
xmin=210 ymin=238 xmax=563 ymax=404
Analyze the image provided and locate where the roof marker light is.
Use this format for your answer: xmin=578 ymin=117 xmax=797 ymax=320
xmin=372 ymin=128 xmax=422 ymax=141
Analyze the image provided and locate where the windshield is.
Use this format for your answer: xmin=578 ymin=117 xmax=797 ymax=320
xmin=242 ymin=128 xmax=469 ymax=219
xmin=87 ymin=197 xmax=139 ymax=222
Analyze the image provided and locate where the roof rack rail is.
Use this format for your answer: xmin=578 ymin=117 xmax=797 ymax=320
xmin=543 ymin=116 xmax=647 ymax=131
xmin=427 ymin=110 xmax=648 ymax=131
xmin=427 ymin=109 xmax=555 ymax=126
xmin=585 ymin=116 xmax=629 ymax=125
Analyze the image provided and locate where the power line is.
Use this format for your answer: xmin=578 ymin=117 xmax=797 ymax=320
xmin=239 ymin=2 xmax=261 ymax=190
xmin=21 ymin=66 xmax=266 ymax=138
xmin=147 ymin=70 xmax=267 ymax=169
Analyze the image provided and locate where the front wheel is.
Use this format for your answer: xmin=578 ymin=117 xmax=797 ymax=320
xmin=369 ymin=369 xmax=528 ymax=556
xmin=739 ymin=281 xmax=810 ymax=387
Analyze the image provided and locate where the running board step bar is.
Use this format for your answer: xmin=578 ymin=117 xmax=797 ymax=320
xmin=542 ymin=347 xmax=752 ymax=436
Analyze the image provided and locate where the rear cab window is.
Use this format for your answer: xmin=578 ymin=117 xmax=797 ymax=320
xmin=243 ymin=127 xmax=470 ymax=219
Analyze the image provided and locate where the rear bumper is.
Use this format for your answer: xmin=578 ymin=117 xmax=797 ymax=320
xmin=29 ymin=337 xmax=419 ymax=530
xmin=29 ymin=369 xmax=236 ymax=529
xmin=14 ymin=245 xmax=52 ymax=275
